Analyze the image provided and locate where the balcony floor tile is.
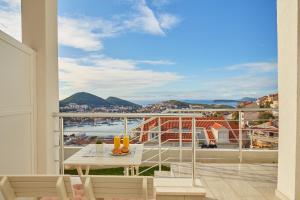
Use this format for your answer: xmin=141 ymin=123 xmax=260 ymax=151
xmin=171 ymin=163 xmax=279 ymax=200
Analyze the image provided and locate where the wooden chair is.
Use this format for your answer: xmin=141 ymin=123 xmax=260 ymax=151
xmin=83 ymin=175 xmax=154 ymax=200
xmin=0 ymin=176 xmax=3 ymax=200
xmin=0 ymin=175 xmax=73 ymax=200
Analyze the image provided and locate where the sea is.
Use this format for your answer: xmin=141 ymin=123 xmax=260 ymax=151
xmin=64 ymin=120 xmax=141 ymax=137
xmin=64 ymin=100 xmax=238 ymax=137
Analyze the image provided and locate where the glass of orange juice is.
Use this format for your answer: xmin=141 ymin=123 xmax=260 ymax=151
xmin=123 ymin=135 xmax=129 ymax=148
xmin=114 ymin=136 xmax=121 ymax=149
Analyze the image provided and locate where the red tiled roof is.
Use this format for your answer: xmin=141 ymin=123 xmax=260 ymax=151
xmin=211 ymin=123 xmax=223 ymax=129
xmin=140 ymin=116 xmax=238 ymax=144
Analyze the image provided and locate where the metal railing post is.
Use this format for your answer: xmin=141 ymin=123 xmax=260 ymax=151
xmin=179 ymin=117 xmax=182 ymax=162
xmin=59 ymin=117 xmax=64 ymax=175
xmin=192 ymin=117 xmax=196 ymax=187
xmin=239 ymin=111 xmax=243 ymax=163
xmin=250 ymin=130 xmax=253 ymax=148
xmin=124 ymin=117 xmax=128 ymax=136
xmin=158 ymin=117 xmax=162 ymax=171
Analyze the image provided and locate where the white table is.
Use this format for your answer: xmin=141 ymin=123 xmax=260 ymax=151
xmin=64 ymin=144 xmax=144 ymax=176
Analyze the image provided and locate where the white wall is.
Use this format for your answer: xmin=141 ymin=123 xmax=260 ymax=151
xmin=22 ymin=0 xmax=59 ymax=174
xmin=0 ymin=30 xmax=36 ymax=174
xmin=277 ymin=0 xmax=300 ymax=199
xmin=212 ymin=127 xmax=229 ymax=143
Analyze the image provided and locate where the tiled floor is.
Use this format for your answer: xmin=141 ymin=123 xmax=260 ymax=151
xmin=171 ymin=163 xmax=279 ymax=200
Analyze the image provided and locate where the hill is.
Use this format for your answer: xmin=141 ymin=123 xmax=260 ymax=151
xmin=60 ymin=92 xmax=111 ymax=108
xmin=159 ymin=100 xmax=233 ymax=109
xmin=106 ymin=97 xmax=142 ymax=108
xmin=161 ymin=100 xmax=190 ymax=108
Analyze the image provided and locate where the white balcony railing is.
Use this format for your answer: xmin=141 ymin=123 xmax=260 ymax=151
xmin=53 ymin=108 xmax=278 ymax=186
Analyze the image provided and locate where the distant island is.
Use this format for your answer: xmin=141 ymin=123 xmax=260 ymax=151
xmin=59 ymin=92 xmax=235 ymax=113
xmin=214 ymin=97 xmax=257 ymax=103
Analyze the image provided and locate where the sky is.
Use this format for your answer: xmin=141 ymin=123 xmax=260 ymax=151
xmin=0 ymin=0 xmax=278 ymax=103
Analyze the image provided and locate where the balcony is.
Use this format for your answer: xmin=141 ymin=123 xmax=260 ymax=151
xmin=0 ymin=0 xmax=299 ymax=199
xmin=48 ymin=108 xmax=279 ymax=199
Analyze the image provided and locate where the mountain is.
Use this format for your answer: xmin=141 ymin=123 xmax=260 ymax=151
xmin=60 ymin=92 xmax=111 ymax=108
xmin=106 ymin=97 xmax=142 ymax=108
xmin=60 ymin=92 xmax=142 ymax=108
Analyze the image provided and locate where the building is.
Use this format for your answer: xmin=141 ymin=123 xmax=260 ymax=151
xmin=211 ymin=123 xmax=230 ymax=144
xmin=250 ymin=121 xmax=279 ymax=149
xmin=136 ymin=116 xmax=239 ymax=146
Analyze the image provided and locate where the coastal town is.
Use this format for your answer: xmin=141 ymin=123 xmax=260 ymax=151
xmin=61 ymin=92 xmax=279 ymax=149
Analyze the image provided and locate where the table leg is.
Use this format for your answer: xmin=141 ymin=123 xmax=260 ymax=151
xmin=76 ymin=166 xmax=83 ymax=176
xmin=85 ymin=166 xmax=90 ymax=175
xmin=135 ymin=166 xmax=139 ymax=175
xmin=124 ymin=167 xmax=129 ymax=176
xmin=131 ymin=166 xmax=135 ymax=176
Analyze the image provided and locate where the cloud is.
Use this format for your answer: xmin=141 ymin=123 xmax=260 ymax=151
xmin=198 ymin=61 xmax=278 ymax=99
xmin=59 ymin=55 xmax=182 ymax=99
xmin=130 ymin=78 xmax=276 ymax=100
xmin=1 ymin=0 xmax=19 ymax=8
xmin=124 ymin=0 xmax=166 ymax=36
xmin=184 ymin=72 xmax=277 ymax=100
xmin=204 ymin=75 xmax=277 ymax=97
xmin=135 ymin=59 xmax=175 ymax=65
xmin=58 ymin=16 xmax=120 ymax=51
xmin=58 ymin=0 xmax=180 ymax=51
xmin=124 ymin=0 xmax=180 ymax=36
xmin=58 ymin=17 xmax=102 ymax=51
xmin=158 ymin=13 xmax=180 ymax=30
xmin=0 ymin=0 xmax=180 ymax=51
xmin=0 ymin=0 xmax=21 ymax=41
xmin=76 ymin=55 xmax=174 ymax=69
xmin=59 ymin=58 xmax=277 ymax=101
xmin=225 ymin=62 xmax=277 ymax=72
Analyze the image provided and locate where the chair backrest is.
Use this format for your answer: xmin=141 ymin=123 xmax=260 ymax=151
xmin=0 ymin=175 xmax=73 ymax=200
xmin=83 ymin=175 xmax=154 ymax=200
xmin=0 ymin=177 xmax=3 ymax=200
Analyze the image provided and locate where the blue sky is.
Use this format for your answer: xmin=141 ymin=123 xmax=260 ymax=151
xmin=0 ymin=0 xmax=278 ymax=102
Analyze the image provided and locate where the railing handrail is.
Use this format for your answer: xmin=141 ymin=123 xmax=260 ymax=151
xmin=166 ymin=108 xmax=278 ymax=112
xmin=53 ymin=108 xmax=277 ymax=118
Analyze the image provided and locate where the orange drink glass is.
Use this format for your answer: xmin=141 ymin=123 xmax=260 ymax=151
xmin=114 ymin=136 xmax=121 ymax=149
xmin=123 ymin=135 xmax=129 ymax=148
